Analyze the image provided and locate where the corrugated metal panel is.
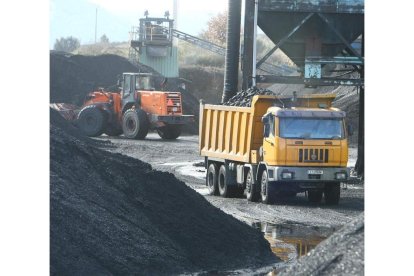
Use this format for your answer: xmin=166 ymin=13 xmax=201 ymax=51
xmin=139 ymin=46 xmax=179 ymax=78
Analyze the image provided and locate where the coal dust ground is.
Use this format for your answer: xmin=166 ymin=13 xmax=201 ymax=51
xmin=50 ymin=110 xmax=278 ymax=275
xmin=98 ymin=134 xmax=364 ymax=274
xmin=101 ymin=134 xmax=363 ymax=228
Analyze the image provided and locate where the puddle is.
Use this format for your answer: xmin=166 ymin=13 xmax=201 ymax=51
xmin=159 ymin=161 xmax=206 ymax=180
xmin=252 ymin=222 xmax=337 ymax=263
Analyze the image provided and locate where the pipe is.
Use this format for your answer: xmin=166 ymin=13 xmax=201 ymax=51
xmin=252 ymin=0 xmax=258 ymax=87
xmin=221 ymin=0 xmax=242 ymax=103
xmin=242 ymin=0 xmax=255 ymax=90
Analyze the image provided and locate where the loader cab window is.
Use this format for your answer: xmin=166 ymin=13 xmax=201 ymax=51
xmin=123 ymin=75 xmax=132 ymax=97
xmin=135 ymin=76 xmax=154 ymax=91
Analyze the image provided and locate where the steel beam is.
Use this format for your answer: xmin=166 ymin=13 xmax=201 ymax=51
xmin=242 ymin=0 xmax=255 ymax=89
xmin=256 ymin=12 xmax=314 ymax=68
xmin=257 ymin=75 xmax=364 ymax=86
xmin=317 ymin=13 xmax=364 ymax=62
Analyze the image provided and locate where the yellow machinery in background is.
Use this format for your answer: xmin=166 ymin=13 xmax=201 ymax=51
xmin=199 ymin=94 xmax=351 ymax=205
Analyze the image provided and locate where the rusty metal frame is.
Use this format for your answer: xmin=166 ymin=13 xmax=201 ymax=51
xmin=256 ymin=12 xmax=314 ymax=68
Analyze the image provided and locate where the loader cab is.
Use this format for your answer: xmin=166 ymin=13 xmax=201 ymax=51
xmin=121 ymin=73 xmax=155 ymax=106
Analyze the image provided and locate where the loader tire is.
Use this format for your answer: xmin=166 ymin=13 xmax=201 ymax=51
xmin=122 ymin=108 xmax=149 ymax=139
xmin=77 ymin=105 xmax=106 ymax=137
xmin=325 ymin=182 xmax=340 ymax=205
xmin=157 ymin=125 xmax=181 ymax=140
xmin=104 ymin=124 xmax=123 ymax=137
xmin=207 ymin=163 xmax=219 ymax=196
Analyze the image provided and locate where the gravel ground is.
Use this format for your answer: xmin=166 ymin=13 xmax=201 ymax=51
xmin=278 ymin=213 xmax=364 ymax=276
xmin=99 ymin=134 xmax=364 ymax=229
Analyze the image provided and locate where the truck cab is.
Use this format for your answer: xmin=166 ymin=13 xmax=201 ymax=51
xmin=259 ymin=106 xmax=349 ymax=204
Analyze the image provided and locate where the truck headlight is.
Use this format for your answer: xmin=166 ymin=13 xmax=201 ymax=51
xmin=281 ymin=172 xmax=293 ymax=179
xmin=335 ymin=172 xmax=347 ymax=180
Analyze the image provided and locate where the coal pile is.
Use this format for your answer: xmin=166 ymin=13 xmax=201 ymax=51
xmin=223 ymin=87 xmax=275 ymax=107
xmin=278 ymin=213 xmax=364 ymax=276
xmin=50 ymin=51 xmax=161 ymax=106
xmin=50 ymin=111 xmax=277 ymax=275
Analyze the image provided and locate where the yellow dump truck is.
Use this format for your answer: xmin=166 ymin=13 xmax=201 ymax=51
xmin=199 ymin=94 xmax=352 ymax=205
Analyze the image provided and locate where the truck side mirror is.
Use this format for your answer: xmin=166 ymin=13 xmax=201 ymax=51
xmin=347 ymin=124 xmax=354 ymax=136
xmin=262 ymin=116 xmax=269 ymax=124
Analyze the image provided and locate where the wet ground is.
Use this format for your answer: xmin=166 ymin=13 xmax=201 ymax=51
xmin=98 ymin=133 xmax=364 ymax=272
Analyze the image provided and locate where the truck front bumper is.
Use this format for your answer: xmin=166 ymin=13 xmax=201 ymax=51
xmin=267 ymin=166 xmax=350 ymax=182
xmin=151 ymin=114 xmax=195 ymax=125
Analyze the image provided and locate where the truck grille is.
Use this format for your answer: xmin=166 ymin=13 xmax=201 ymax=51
xmin=166 ymin=93 xmax=182 ymax=114
xmin=299 ymin=149 xmax=329 ymax=163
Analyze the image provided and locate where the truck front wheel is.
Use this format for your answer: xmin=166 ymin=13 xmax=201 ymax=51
xmin=260 ymin=170 xmax=274 ymax=204
xmin=207 ymin=163 xmax=219 ymax=195
xmin=325 ymin=182 xmax=340 ymax=205
xmin=245 ymin=169 xmax=260 ymax=202
xmin=308 ymin=190 xmax=323 ymax=203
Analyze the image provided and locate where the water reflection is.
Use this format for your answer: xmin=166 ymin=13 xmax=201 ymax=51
xmin=252 ymin=222 xmax=336 ymax=262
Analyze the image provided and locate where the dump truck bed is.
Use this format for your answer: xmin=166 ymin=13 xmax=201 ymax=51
xmin=199 ymin=94 xmax=336 ymax=164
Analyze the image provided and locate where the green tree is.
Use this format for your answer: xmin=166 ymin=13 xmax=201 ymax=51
xmin=200 ymin=11 xmax=227 ymax=46
xmin=100 ymin=34 xmax=109 ymax=44
xmin=54 ymin=36 xmax=80 ymax=52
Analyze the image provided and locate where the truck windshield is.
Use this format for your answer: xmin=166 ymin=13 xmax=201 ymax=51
xmin=279 ymin=118 xmax=344 ymax=139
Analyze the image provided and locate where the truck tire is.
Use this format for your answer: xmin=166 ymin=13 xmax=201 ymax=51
xmin=260 ymin=170 xmax=274 ymax=204
xmin=157 ymin=125 xmax=182 ymax=140
xmin=122 ymin=109 xmax=149 ymax=139
xmin=325 ymin=182 xmax=340 ymax=205
xmin=207 ymin=163 xmax=219 ymax=195
xmin=218 ymin=165 xmax=235 ymax=198
xmin=308 ymin=190 xmax=323 ymax=203
xmin=77 ymin=105 xmax=106 ymax=137
xmin=245 ymin=169 xmax=260 ymax=202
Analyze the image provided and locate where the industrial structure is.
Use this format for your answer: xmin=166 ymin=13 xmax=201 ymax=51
xmin=129 ymin=14 xmax=179 ymax=78
xmin=223 ymin=0 xmax=364 ymax=176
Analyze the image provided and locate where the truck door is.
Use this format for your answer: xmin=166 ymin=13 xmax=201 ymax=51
xmin=263 ymin=114 xmax=277 ymax=164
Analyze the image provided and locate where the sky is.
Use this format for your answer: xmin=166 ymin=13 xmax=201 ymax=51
xmin=50 ymin=0 xmax=228 ymax=48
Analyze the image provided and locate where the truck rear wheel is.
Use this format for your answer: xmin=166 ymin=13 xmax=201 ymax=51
xmin=157 ymin=125 xmax=182 ymax=140
xmin=77 ymin=106 xmax=106 ymax=137
xmin=218 ymin=165 xmax=232 ymax=197
xmin=260 ymin=170 xmax=274 ymax=204
xmin=308 ymin=190 xmax=323 ymax=203
xmin=122 ymin=109 xmax=149 ymax=139
xmin=245 ymin=169 xmax=260 ymax=202
xmin=207 ymin=163 xmax=219 ymax=195
xmin=325 ymin=182 xmax=340 ymax=205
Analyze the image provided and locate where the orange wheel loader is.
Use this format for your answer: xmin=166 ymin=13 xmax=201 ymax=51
xmin=76 ymin=73 xmax=194 ymax=140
